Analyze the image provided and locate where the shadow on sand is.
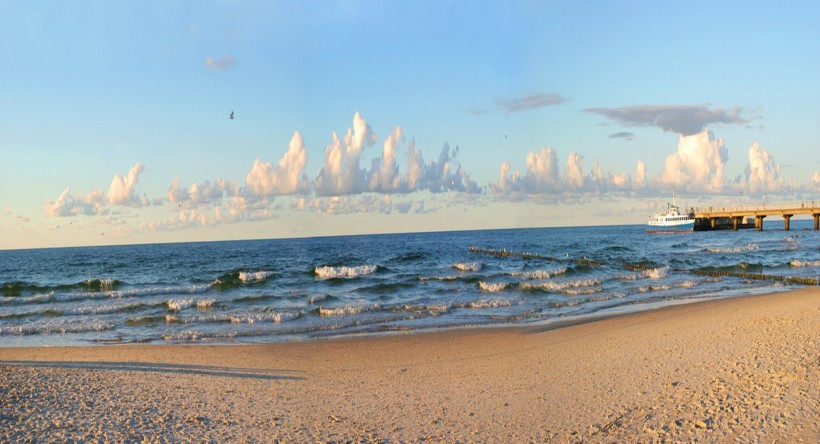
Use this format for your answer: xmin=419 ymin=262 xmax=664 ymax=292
xmin=0 ymin=360 xmax=304 ymax=381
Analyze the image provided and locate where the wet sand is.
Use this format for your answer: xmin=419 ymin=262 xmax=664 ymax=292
xmin=2 ymin=287 xmax=818 ymax=442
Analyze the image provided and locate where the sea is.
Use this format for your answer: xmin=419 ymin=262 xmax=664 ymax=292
xmin=2 ymin=222 xmax=819 ymax=347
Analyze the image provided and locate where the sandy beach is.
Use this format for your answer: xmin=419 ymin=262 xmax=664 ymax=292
xmin=2 ymin=287 xmax=818 ymax=442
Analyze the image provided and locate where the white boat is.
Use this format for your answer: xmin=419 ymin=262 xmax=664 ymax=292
xmin=647 ymin=190 xmax=694 ymax=233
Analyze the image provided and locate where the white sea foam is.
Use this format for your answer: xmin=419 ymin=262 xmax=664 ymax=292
xmin=616 ymin=272 xmax=641 ymax=281
xmin=196 ymin=299 xmax=215 ymax=309
xmin=102 ymin=283 xmax=213 ymax=299
xmin=418 ymin=275 xmax=460 ymax=282
xmin=707 ymin=243 xmax=758 ymax=254
xmin=229 ymin=312 xmax=298 ymax=324
xmin=521 ymin=278 xmax=603 ymax=293
xmin=790 ymin=259 xmax=820 ymax=268
xmin=511 ymin=267 xmax=568 ymax=280
xmin=163 ymin=331 xmax=203 ymax=342
xmin=308 ymin=294 xmax=329 ymax=304
xmin=638 ymin=284 xmax=672 ymax=293
xmin=167 ymin=299 xmax=195 ymax=311
xmin=0 ymin=319 xmax=115 ymax=336
xmin=317 ymin=305 xmax=375 ymax=316
xmin=479 ymin=281 xmax=511 ymax=292
xmin=239 ymin=271 xmax=275 ymax=283
xmin=644 ymin=267 xmax=669 ymax=279
xmin=83 ymin=278 xmax=116 ymax=291
xmin=314 ymin=265 xmax=378 ymax=279
xmin=561 ymin=287 xmax=604 ymax=296
xmin=64 ymin=301 xmax=143 ymax=315
xmin=398 ymin=303 xmax=450 ymax=314
xmin=424 ymin=304 xmax=449 ymax=313
xmin=453 ymin=262 xmax=483 ymax=272
xmin=466 ymin=298 xmax=512 ymax=309
xmin=5 ymin=291 xmax=56 ymax=304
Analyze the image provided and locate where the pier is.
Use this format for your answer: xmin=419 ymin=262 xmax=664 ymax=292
xmin=693 ymin=202 xmax=820 ymax=231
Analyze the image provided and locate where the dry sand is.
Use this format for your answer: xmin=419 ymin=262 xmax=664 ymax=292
xmin=2 ymin=287 xmax=818 ymax=442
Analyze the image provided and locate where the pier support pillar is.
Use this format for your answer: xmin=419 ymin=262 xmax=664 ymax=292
xmin=756 ymin=215 xmax=766 ymax=231
xmin=783 ymin=214 xmax=792 ymax=231
xmin=710 ymin=218 xmax=716 ymax=229
xmin=814 ymin=214 xmax=819 ymax=230
xmin=733 ymin=217 xmax=742 ymax=231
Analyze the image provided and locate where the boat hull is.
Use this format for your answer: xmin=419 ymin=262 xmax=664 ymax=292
xmin=646 ymin=221 xmax=695 ymax=233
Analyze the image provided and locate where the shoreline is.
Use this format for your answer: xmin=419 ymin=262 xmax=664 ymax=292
xmin=0 ymin=285 xmax=794 ymax=349
xmin=2 ymin=287 xmax=818 ymax=441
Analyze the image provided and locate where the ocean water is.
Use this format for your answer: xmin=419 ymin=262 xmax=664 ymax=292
xmin=2 ymin=222 xmax=819 ymax=347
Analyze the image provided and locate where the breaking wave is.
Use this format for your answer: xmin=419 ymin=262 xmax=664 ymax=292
xmin=166 ymin=299 xmax=214 ymax=312
xmin=238 ymin=271 xmax=275 ymax=283
xmin=317 ymin=305 xmax=377 ymax=316
xmin=0 ymin=319 xmax=116 ymax=336
xmin=479 ymin=281 xmax=511 ymax=292
xmin=707 ymin=243 xmax=758 ymax=254
xmin=314 ymin=265 xmax=378 ymax=279
xmin=453 ymin=262 xmax=483 ymax=272
xmin=521 ymin=278 xmax=603 ymax=294
xmin=643 ymin=267 xmax=669 ymax=279
xmin=790 ymin=259 xmax=820 ymax=268
xmin=511 ymin=267 xmax=568 ymax=280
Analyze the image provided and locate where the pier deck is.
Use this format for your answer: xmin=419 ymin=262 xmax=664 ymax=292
xmin=693 ymin=202 xmax=820 ymax=231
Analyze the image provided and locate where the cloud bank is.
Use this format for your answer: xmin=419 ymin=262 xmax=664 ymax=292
xmin=43 ymin=111 xmax=817 ymax=235
xmin=491 ymin=147 xmax=635 ymax=198
xmin=609 ymin=131 xmax=634 ymax=141
xmin=495 ymin=93 xmax=568 ymax=114
xmin=205 ymin=55 xmax=236 ymax=70
xmin=45 ymin=163 xmax=148 ymax=217
xmin=585 ymin=104 xmax=750 ymax=136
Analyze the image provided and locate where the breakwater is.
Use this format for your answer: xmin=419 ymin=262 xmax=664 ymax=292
xmin=469 ymin=246 xmax=819 ymax=286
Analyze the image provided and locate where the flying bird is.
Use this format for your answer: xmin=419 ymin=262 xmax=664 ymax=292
xmin=229 ymin=111 xmax=234 ymax=120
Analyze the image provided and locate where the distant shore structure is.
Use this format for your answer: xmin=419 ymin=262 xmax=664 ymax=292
xmin=693 ymin=202 xmax=820 ymax=231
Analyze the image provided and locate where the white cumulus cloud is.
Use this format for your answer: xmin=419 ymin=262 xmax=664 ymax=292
xmin=314 ymin=112 xmax=376 ymax=196
xmin=368 ymin=126 xmax=404 ymax=193
xmin=246 ymin=131 xmax=310 ymax=197
xmin=45 ymin=188 xmax=106 ymax=217
xmin=744 ymin=142 xmax=783 ymax=193
xmin=45 ymin=163 xmax=147 ymax=217
xmin=662 ymin=130 xmax=727 ymax=193
xmin=167 ymin=177 xmax=235 ymax=207
xmin=107 ymin=163 xmax=149 ymax=207
xmin=410 ymin=143 xmax=479 ymax=194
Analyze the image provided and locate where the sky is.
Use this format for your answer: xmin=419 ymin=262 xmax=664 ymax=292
xmin=1 ymin=0 xmax=819 ymax=250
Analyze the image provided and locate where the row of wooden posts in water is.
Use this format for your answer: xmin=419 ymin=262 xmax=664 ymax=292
xmin=468 ymin=246 xmax=819 ymax=286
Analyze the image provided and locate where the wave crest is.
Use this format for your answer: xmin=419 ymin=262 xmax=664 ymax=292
xmin=238 ymin=271 xmax=275 ymax=283
xmin=707 ymin=243 xmax=758 ymax=253
xmin=479 ymin=281 xmax=511 ymax=292
xmin=521 ymin=278 xmax=603 ymax=294
xmin=644 ymin=267 xmax=669 ymax=279
xmin=315 ymin=265 xmax=378 ymax=279
xmin=453 ymin=262 xmax=483 ymax=272
xmin=790 ymin=259 xmax=820 ymax=268
xmin=511 ymin=267 xmax=568 ymax=280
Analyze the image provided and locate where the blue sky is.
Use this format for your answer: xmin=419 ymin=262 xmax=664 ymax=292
xmin=1 ymin=0 xmax=819 ymax=249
